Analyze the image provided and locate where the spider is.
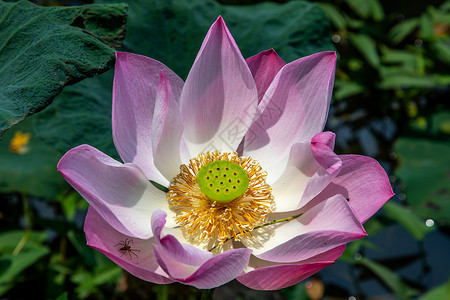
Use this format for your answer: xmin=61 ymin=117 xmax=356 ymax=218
xmin=115 ymin=238 xmax=140 ymax=259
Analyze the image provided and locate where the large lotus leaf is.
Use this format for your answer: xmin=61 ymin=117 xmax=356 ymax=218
xmin=34 ymin=71 xmax=117 ymax=158
xmin=395 ymin=111 xmax=450 ymax=225
xmin=0 ymin=0 xmax=127 ymax=136
xmin=0 ymin=115 xmax=69 ymax=199
xmin=113 ymin=0 xmax=333 ymax=78
xmin=35 ymin=0 xmax=334 ymax=154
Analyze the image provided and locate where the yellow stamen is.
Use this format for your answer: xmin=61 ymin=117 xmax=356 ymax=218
xmin=168 ymin=151 xmax=274 ymax=247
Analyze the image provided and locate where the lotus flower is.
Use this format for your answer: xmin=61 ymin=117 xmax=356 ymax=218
xmin=58 ymin=16 xmax=393 ymax=290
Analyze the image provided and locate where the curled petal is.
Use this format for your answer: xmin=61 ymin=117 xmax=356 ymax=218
xmin=180 ymin=16 xmax=258 ymax=156
xmin=244 ymin=51 xmax=336 ymax=181
xmin=311 ymin=131 xmax=339 ymax=172
xmin=151 ymin=210 xmax=252 ymax=289
xmin=151 ymin=210 xmax=212 ymax=266
xmin=313 ymin=130 xmax=335 ymax=148
xmin=242 ymin=195 xmax=365 ymax=263
xmin=305 ymin=132 xmax=342 ymax=199
xmin=57 ymin=144 xmax=175 ymax=239
xmin=316 ymin=155 xmax=394 ymax=223
xmin=113 ymin=52 xmax=184 ymax=186
xmin=270 ymin=132 xmax=342 ymax=212
xmin=85 ymin=207 xmax=174 ymax=284
xmin=246 ymin=49 xmax=286 ymax=103
xmin=181 ymin=248 xmax=252 ymax=289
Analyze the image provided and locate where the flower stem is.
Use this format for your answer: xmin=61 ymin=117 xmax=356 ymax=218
xmin=252 ymin=213 xmax=303 ymax=230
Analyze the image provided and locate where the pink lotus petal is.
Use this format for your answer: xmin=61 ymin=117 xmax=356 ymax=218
xmin=317 ymin=155 xmax=394 ymax=223
xmin=243 ymin=51 xmax=336 ymax=181
xmin=151 ymin=210 xmax=252 ymax=288
xmin=180 ymin=16 xmax=258 ymax=156
xmin=151 ymin=210 xmax=212 ymax=266
xmin=153 ymin=245 xmax=201 ymax=281
xmin=270 ymin=132 xmax=342 ymax=212
xmin=241 ymin=195 xmax=365 ymax=263
xmin=152 ymin=71 xmax=185 ymax=181
xmin=85 ymin=207 xmax=174 ymax=284
xmin=311 ymin=131 xmax=339 ymax=172
xmin=304 ymin=244 xmax=347 ymax=263
xmin=305 ymin=132 xmax=342 ymax=200
xmin=246 ymin=49 xmax=286 ymax=103
xmin=113 ymin=52 xmax=184 ymax=186
xmin=237 ymin=245 xmax=345 ymax=290
xmin=57 ymin=144 xmax=175 ymax=239
xmin=181 ymin=247 xmax=252 ymax=289
xmin=238 ymin=262 xmax=331 ymax=290
xmin=312 ymin=130 xmax=335 ymax=149
xmin=244 ymin=245 xmax=346 ymax=269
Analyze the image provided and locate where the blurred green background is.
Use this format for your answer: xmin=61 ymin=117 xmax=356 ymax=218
xmin=0 ymin=0 xmax=449 ymax=299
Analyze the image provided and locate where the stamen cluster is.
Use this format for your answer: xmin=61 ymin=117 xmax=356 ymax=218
xmin=168 ymin=151 xmax=274 ymax=246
